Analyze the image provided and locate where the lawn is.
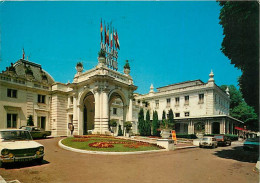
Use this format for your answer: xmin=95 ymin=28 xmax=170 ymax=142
xmin=61 ymin=135 xmax=163 ymax=152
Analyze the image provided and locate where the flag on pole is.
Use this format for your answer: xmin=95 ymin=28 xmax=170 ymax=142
xmin=104 ymin=24 xmax=107 ymax=44
xmin=110 ymin=32 xmax=112 ymax=49
xmin=113 ymin=29 xmax=116 ymax=49
xmin=100 ymin=19 xmax=103 ymax=42
xmin=116 ymin=31 xmax=120 ymax=50
xmin=107 ymin=25 xmax=109 ymax=46
xmin=22 ymin=48 xmax=25 ymax=59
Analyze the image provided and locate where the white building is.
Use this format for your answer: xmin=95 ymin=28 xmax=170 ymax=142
xmin=0 ymin=57 xmax=243 ymax=136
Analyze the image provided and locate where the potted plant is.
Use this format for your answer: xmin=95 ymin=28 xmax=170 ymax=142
xmin=124 ymin=121 xmax=132 ymax=137
xmin=98 ymin=49 xmax=106 ymax=64
xmin=76 ymin=62 xmax=83 ymax=73
xmin=109 ymin=119 xmax=117 ymax=135
xmin=159 ymin=119 xmax=172 ymax=139
xmin=123 ymin=60 xmax=130 ymax=75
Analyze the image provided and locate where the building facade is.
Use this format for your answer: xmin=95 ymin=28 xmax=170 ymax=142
xmin=0 ymin=57 xmax=243 ymax=136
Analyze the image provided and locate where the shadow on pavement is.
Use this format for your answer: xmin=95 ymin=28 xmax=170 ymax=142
xmin=214 ymin=146 xmax=259 ymax=163
xmin=2 ymin=159 xmax=50 ymax=169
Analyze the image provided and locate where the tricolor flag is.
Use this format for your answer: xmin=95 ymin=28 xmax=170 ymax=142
xmin=116 ymin=31 xmax=120 ymax=50
xmin=100 ymin=19 xmax=103 ymax=42
xmin=113 ymin=30 xmax=117 ymax=49
xmin=110 ymin=32 xmax=112 ymax=48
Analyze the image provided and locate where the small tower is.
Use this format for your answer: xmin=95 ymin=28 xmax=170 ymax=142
xmin=149 ymin=84 xmax=154 ymax=93
xmin=225 ymin=86 xmax=230 ymax=97
xmin=208 ymin=69 xmax=214 ymax=82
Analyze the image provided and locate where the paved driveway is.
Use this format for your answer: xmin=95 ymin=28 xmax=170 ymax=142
xmin=0 ymin=137 xmax=259 ymax=183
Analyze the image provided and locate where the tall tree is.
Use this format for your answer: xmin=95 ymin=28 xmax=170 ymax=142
xmin=145 ymin=110 xmax=151 ymax=136
xmin=168 ymin=109 xmax=174 ymax=129
xmin=152 ymin=111 xmax=160 ymax=136
xmin=219 ymin=1 xmax=259 ymax=115
xmin=138 ymin=108 xmax=145 ymax=136
xmin=27 ymin=115 xmax=34 ymax=126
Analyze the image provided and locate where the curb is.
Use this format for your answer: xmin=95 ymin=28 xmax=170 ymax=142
xmin=58 ymin=139 xmax=168 ymax=155
xmin=0 ymin=176 xmax=6 ymax=183
xmin=175 ymin=146 xmax=197 ymax=150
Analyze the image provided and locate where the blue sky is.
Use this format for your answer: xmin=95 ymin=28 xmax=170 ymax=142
xmin=0 ymin=1 xmax=241 ymax=94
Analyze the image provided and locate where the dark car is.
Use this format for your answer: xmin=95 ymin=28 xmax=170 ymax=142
xmin=243 ymin=137 xmax=260 ymax=152
xmin=214 ymin=135 xmax=231 ymax=146
xmin=20 ymin=126 xmax=51 ymax=139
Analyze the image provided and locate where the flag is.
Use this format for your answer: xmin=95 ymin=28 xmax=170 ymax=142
xmin=104 ymin=24 xmax=107 ymax=44
xmin=110 ymin=32 xmax=112 ymax=48
xmin=22 ymin=48 xmax=25 ymax=59
xmin=100 ymin=19 xmax=103 ymax=42
xmin=116 ymin=31 xmax=120 ymax=50
xmin=107 ymin=25 xmax=109 ymax=46
xmin=113 ymin=30 xmax=117 ymax=49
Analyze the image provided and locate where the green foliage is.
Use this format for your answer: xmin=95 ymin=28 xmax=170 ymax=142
xmin=220 ymin=85 xmax=258 ymax=131
xmin=145 ymin=110 xmax=151 ymax=136
xmin=124 ymin=121 xmax=132 ymax=133
xmin=162 ymin=110 xmax=166 ymax=120
xmin=168 ymin=109 xmax=174 ymax=129
xmin=231 ymin=101 xmax=258 ymax=131
xmin=152 ymin=111 xmax=160 ymax=137
xmin=176 ymin=134 xmax=197 ymax=139
xmin=138 ymin=108 xmax=145 ymax=136
xmin=124 ymin=60 xmax=130 ymax=69
xmin=219 ymin=1 xmax=259 ymax=115
xmin=220 ymin=85 xmax=243 ymax=109
xmin=76 ymin=62 xmax=83 ymax=67
xmin=118 ymin=125 xmax=123 ymax=136
xmin=27 ymin=115 xmax=34 ymax=126
xmin=109 ymin=119 xmax=117 ymax=127
xmin=98 ymin=49 xmax=106 ymax=58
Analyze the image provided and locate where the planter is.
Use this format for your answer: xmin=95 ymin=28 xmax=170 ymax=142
xmin=124 ymin=68 xmax=130 ymax=75
xmin=98 ymin=57 xmax=106 ymax=64
xmin=160 ymin=129 xmax=171 ymax=139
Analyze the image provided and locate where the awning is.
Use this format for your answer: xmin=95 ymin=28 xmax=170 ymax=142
xmin=235 ymin=127 xmax=247 ymax=131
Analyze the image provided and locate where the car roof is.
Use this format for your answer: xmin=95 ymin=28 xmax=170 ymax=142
xmin=203 ymin=136 xmax=214 ymax=138
xmin=0 ymin=129 xmax=28 ymax=132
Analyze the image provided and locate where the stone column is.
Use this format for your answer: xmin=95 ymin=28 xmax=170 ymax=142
xmin=127 ymin=94 xmax=133 ymax=122
xmin=222 ymin=118 xmax=226 ymax=134
xmin=78 ymin=104 xmax=84 ymax=135
xmin=208 ymin=120 xmax=212 ymax=134
xmin=101 ymin=89 xmax=110 ymax=134
xmin=72 ymin=94 xmax=78 ymax=135
xmin=93 ymin=87 xmax=100 ymax=134
xmin=188 ymin=120 xmax=194 ymax=134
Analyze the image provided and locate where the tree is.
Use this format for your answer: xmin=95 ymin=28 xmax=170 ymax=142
xmin=168 ymin=109 xmax=174 ymax=127
xmin=138 ymin=108 xmax=145 ymax=136
xmin=27 ymin=115 xmax=34 ymax=126
xmin=220 ymin=85 xmax=258 ymax=131
xmin=118 ymin=125 xmax=123 ymax=136
xmin=219 ymin=1 xmax=259 ymax=115
xmin=152 ymin=111 xmax=160 ymax=136
xmin=145 ymin=110 xmax=151 ymax=136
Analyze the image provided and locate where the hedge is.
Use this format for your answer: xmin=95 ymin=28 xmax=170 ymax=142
xmin=176 ymin=134 xmax=197 ymax=139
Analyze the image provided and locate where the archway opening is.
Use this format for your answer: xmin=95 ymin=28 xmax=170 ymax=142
xmin=194 ymin=122 xmax=205 ymax=134
xmin=83 ymin=92 xmax=95 ymax=134
xmin=109 ymin=92 xmax=125 ymax=135
xmin=212 ymin=122 xmax=220 ymax=134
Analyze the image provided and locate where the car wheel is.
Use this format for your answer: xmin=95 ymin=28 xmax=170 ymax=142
xmin=199 ymin=144 xmax=202 ymax=148
xmin=229 ymin=142 xmax=231 ymax=146
xmin=36 ymin=157 xmax=44 ymax=164
xmin=42 ymin=134 xmax=47 ymax=139
xmin=212 ymin=144 xmax=216 ymax=149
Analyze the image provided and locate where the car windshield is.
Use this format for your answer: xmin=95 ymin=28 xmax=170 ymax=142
xmin=0 ymin=131 xmax=32 ymax=141
xmin=214 ymin=136 xmax=223 ymax=139
xmin=20 ymin=126 xmax=32 ymax=131
xmin=202 ymin=138 xmax=210 ymax=141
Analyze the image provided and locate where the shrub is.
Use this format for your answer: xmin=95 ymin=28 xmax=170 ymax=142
xmin=118 ymin=125 xmax=123 ymax=136
xmin=124 ymin=121 xmax=132 ymax=133
xmin=145 ymin=110 xmax=151 ymax=136
xmin=138 ymin=108 xmax=145 ymax=136
xmin=176 ymin=134 xmax=197 ymax=139
xmin=27 ymin=115 xmax=34 ymax=126
xmin=109 ymin=119 xmax=117 ymax=127
xmin=152 ymin=111 xmax=160 ymax=137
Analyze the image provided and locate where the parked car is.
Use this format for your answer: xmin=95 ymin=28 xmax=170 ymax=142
xmin=214 ymin=135 xmax=231 ymax=146
xmin=243 ymin=137 xmax=260 ymax=152
xmin=0 ymin=129 xmax=44 ymax=167
xmin=199 ymin=136 xmax=218 ymax=148
xmin=20 ymin=126 xmax=51 ymax=139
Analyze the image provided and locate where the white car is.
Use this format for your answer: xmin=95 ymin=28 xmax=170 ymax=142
xmin=199 ymin=136 xmax=218 ymax=148
xmin=0 ymin=129 xmax=44 ymax=167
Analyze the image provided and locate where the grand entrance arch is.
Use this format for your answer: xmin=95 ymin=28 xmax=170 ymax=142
xmin=70 ymin=59 xmax=137 ymax=135
xmin=83 ymin=92 xmax=95 ymax=134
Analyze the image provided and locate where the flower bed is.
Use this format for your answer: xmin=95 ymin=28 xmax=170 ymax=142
xmin=61 ymin=135 xmax=163 ymax=152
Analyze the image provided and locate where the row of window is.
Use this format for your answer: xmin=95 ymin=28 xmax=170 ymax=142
xmin=156 ymin=94 xmax=204 ymax=108
xmin=6 ymin=114 xmax=46 ymax=129
xmin=7 ymin=89 xmax=46 ymax=104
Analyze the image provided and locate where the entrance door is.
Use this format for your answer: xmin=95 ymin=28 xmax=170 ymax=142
xmin=83 ymin=92 xmax=95 ymax=134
